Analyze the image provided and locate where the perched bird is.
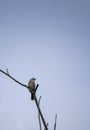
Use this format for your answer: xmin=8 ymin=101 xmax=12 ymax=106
xmin=28 ymin=78 xmax=36 ymax=100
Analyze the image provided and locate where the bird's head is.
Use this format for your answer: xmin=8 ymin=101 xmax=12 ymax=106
xmin=31 ymin=78 xmax=36 ymax=80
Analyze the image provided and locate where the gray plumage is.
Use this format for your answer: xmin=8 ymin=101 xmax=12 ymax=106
xmin=28 ymin=78 xmax=36 ymax=100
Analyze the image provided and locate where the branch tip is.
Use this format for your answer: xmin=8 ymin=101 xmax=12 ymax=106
xmin=6 ymin=68 xmax=9 ymax=75
xmin=54 ymin=114 xmax=57 ymax=130
xmin=0 ymin=69 xmax=28 ymax=88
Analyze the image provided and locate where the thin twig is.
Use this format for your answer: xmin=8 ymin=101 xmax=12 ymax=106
xmin=54 ymin=114 xmax=57 ymax=130
xmin=0 ymin=69 xmax=48 ymax=130
xmin=6 ymin=68 xmax=9 ymax=74
xmin=35 ymin=95 xmax=48 ymax=130
xmin=0 ymin=69 xmax=28 ymax=88
xmin=38 ymin=96 xmax=42 ymax=130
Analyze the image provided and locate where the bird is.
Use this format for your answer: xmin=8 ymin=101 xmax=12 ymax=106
xmin=28 ymin=78 xmax=36 ymax=100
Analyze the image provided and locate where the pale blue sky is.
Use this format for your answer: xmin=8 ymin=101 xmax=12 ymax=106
xmin=0 ymin=0 xmax=90 ymax=130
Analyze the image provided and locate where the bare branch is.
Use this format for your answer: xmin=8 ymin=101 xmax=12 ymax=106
xmin=0 ymin=69 xmax=48 ymax=130
xmin=38 ymin=96 xmax=42 ymax=130
xmin=0 ymin=69 xmax=28 ymax=88
xmin=6 ymin=68 xmax=9 ymax=74
xmin=54 ymin=114 xmax=57 ymax=130
xmin=38 ymin=96 xmax=41 ymax=104
xmin=34 ymin=95 xmax=48 ymax=130
xmin=44 ymin=123 xmax=49 ymax=130
xmin=35 ymin=84 xmax=39 ymax=92
xmin=47 ymin=123 xmax=49 ymax=128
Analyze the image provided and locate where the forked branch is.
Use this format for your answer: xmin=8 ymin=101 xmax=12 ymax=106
xmin=0 ymin=69 xmax=48 ymax=130
xmin=0 ymin=69 xmax=27 ymax=88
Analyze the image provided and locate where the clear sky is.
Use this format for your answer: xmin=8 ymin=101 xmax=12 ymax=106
xmin=0 ymin=0 xmax=90 ymax=130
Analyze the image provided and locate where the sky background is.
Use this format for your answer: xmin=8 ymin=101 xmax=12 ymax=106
xmin=0 ymin=0 xmax=90 ymax=130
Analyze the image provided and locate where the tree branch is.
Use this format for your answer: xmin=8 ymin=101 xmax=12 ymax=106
xmin=0 ymin=69 xmax=48 ymax=130
xmin=35 ymin=95 xmax=48 ymax=130
xmin=38 ymin=96 xmax=42 ymax=130
xmin=0 ymin=69 xmax=28 ymax=88
xmin=54 ymin=114 xmax=57 ymax=130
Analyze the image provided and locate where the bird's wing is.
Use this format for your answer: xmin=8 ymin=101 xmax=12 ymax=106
xmin=28 ymin=80 xmax=35 ymax=89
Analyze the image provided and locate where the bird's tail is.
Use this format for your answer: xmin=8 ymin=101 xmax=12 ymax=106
xmin=31 ymin=93 xmax=35 ymax=100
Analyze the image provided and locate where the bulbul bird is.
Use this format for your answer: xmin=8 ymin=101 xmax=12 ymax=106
xmin=28 ymin=78 xmax=36 ymax=100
